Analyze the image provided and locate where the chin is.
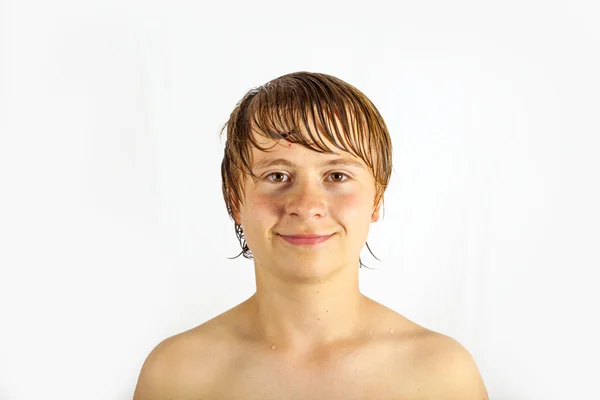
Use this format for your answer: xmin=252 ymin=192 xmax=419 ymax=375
xmin=275 ymin=257 xmax=348 ymax=281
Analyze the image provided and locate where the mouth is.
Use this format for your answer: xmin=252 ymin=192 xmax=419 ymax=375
xmin=277 ymin=233 xmax=334 ymax=246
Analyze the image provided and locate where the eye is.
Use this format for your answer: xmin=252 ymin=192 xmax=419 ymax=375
xmin=328 ymin=172 xmax=349 ymax=183
xmin=266 ymin=172 xmax=290 ymax=183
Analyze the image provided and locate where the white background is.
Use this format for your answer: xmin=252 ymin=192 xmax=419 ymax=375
xmin=1 ymin=0 xmax=599 ymax=399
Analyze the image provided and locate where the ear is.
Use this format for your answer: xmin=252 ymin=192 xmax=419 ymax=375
xmin=371 ymin=199 xmax=381 ymax=222
xmin=229 ymin=190 xmax=242 ymax=225
xmin=232 ymin=201 xmax=242 ymax=225
xmin=233 ymin=210 xmax=241 ymax=225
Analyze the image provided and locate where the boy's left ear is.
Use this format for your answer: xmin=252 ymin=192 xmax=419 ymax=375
xmin=371 ymin=201 xmax=381 ymax=222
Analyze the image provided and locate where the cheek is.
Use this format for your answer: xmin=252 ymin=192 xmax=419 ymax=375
xmin=251 ymin=193 xmax=281 ymax=213
xmin=335 ymin=192 xmax=372 ymax=220
xmin=241 ymin=189 xmax=373 ymax=225
xmin=240 ymin=193 xmax=280 ymax=228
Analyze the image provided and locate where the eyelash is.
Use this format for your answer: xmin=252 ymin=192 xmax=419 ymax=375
xmin=265 ymin=172 xmax=350 ymax=184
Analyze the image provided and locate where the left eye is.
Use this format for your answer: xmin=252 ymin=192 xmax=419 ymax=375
xmin=328 ymin=172 xmax=347 ymax=182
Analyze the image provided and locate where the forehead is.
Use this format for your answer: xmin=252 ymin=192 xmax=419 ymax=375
xmin=242 ymin=100 xmax=379 ymax=176
xmin=248 ymin=107 xmax=361 ymax=155
xmin=248 ymin=128 xmax=362 ymax=168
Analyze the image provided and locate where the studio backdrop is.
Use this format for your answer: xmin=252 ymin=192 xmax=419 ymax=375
xmin=0 ymin=1 xmax=598 ymax=399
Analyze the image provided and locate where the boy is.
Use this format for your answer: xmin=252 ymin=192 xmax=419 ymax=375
xmin=134 ymin=71 xmax=488 ymax=399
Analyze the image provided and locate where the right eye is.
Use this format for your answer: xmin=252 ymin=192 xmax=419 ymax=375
xmin=266 ymin=172 xmax=290 ymax=183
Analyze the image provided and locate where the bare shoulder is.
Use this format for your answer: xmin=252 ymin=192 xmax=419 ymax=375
xmin=411 ymin=331 xmax=489 ymax=399
xmin=133 ymin=305 xmax=244 ymax=400
xmin=367 ymin=299 xmax=489 ymax=399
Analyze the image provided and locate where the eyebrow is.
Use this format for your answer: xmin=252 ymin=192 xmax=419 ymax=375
xmin=252 ymin=157 xmax=366 ymax=171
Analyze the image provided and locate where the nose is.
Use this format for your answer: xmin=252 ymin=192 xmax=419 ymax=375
xmin=284 ymin=179 xmax=327 ymax=220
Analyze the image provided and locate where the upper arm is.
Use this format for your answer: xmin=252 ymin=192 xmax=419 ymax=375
xmin=430 ymin=337 xmax=489 ymax=400
xmin=133 ymin=339 xmax=176 ymax=400
xmin=133 ymin=333 xmax=218 ymax=400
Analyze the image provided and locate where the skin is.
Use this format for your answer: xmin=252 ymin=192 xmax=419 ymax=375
xmin=133 ymin=126 xmax=489 ymax=399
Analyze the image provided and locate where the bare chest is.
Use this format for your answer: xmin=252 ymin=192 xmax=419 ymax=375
xmin=203 ymin=346 xmax=427 ymax=400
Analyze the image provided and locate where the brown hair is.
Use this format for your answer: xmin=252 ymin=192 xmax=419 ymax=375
xmin=219 ymin=71 xmax=393 ymax=260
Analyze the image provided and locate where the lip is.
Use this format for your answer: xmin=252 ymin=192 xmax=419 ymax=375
xmin=278 ymin=233 xmax=334 ymax=246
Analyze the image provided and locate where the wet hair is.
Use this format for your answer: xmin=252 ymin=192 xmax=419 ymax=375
xmin=219 ymin=71 xmax=393 ymax=264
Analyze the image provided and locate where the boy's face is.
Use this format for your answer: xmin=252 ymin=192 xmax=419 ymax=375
xmin=235 ymin=127 xmax=381 ymax=282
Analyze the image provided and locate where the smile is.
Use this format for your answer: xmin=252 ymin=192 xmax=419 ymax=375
xmin=277 ymin=234 xmax=334 ymax=246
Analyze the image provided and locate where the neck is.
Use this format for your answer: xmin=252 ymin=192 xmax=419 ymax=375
xmin=247 ymin=264 xmax=371 ymax=352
